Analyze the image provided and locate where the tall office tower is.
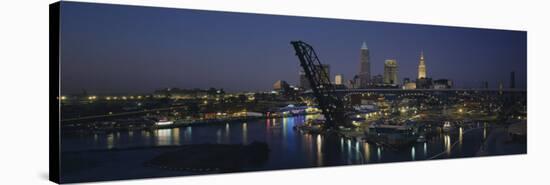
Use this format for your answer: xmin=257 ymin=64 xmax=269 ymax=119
xmin=418 ymin=51 xmax=426 ymax=79
xmin=384 ymin=59 xmax=399 ymax=85
xmin=359 ymin=41 xmax=371 ymax=88
xmin=510 ymin=71 xmax=516 ymax=89
xmin=335 ymin=74 xmax=344 ymax=85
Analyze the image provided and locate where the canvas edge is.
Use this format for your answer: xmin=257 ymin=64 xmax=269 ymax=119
xmin=49 ymin=1 xmax=61 ymax=184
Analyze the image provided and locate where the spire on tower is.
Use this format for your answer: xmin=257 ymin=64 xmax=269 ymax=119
xmin=418 ymin=50 xmax=426 ymax=79
xmin=361 ymin=41 xmax=368 ymax=50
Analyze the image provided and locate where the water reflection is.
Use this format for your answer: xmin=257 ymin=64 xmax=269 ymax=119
xmin=459 ymin=127 xmax=463 ymax=150
xmin=377 ymin=147 xmax=382 ymax=161
xmin=411 ymin=146 xmax=416 ymax=160
xmin=282 ymin=118 xmax=287 ymax=139
xmin=216 ymin=129 xmax=222 ymax=144
xmin=173 ymin=128 xmax=180 ymax=145
xmin=444 ymin=134 xmax=451 ymax=156
xmin=184 ymin=127 xmax=192 ymax=144
xmin=225 ymin=123 xmax=230 ymax=141
xmin=316 ymin=134 xmax=323 ymax=166
xmin=423 ymin=142 xmax=427 ymax=157
xmin=64 ymin=115 xmax=502 ymax=169
xmin=107 ymin=133 xmax=114 ymax=149
xmin=340 ymin=138 xmax=344 ymax=152
xmin=302 ymin=134 xmax=314 ymax=165
xmin=363 ymin=142 xmax=371 ymax=163
xmin=242 ymin=122 xmax=248 ymax=144
xmin=155 ymin=128 xmax=180 ymax=146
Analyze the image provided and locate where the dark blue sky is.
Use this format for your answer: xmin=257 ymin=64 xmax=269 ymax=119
xmin=60 ymin=2 xmax=526 ymax=94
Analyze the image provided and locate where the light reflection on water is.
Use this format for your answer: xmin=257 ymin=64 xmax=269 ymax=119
xmin=106 ymin=133 xmax=114 ymax=149
xmin=63 ymin=115 xmax=497 ymax=168
xmin=316 ymin=134 xmax=323 ymax=166
xmin=225 ymin=123 xmax=230 ymax=141
xmin=363 ymin=142 xmax=370 ymax=163
xmin=444 ymin=134 xmax=452 ymax=156
xmin=377 ymin=147 xmax=382 ymax=161
xmin=242 ymin=122 xmax=248 ymax=144
xmin=184 ymin=127 xmax=192 ymax=144
xmin=155 ymin=128 xmax=180 ymax=146
xmin=423 ymin=142 xmax=428 ymax=157
xmin=216 ymin=129 xmax=222 ymax=144
xmin=459 ymin=127 xmax=463 ymax=151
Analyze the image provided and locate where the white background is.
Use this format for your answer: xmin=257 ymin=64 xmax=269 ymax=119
xmin=0 ymin=0 xmax=548 ymax=184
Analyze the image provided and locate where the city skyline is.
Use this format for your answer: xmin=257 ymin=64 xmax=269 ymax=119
xmin=60 ymin=2 xmax=526 ymax=94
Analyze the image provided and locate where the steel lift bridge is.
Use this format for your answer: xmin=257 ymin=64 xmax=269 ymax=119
xmin=291 ymin=41 xmax=349 ymax=130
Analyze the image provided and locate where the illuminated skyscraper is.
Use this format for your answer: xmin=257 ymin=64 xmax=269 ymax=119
xmin=335 ymin=74 xmax=344 ymax=85
xmin=418 ymin=51 xmax=426 ymax=79
xmin=384 ymin=59 xmax=398 ymax=85
xmin=359 ymin=41 xmax=371 ymax=88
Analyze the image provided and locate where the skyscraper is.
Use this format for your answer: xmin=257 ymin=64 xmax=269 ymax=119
xmin=335 ymin=74 xmax=344 ymax=85
xmin=418 ymin=51 xmax=426 ymax=79
xmin=384 ymin=59 xmax=398 ymax=85
xmin=359 ymin=41 xmax=371 ymax=88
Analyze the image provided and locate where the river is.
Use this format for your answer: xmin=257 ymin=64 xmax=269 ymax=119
xmin=60 ymin=114 xmax=525 ymax=182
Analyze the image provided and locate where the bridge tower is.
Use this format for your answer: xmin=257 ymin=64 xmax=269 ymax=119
xmin=290 ymin=41 xmax=347 ymax=129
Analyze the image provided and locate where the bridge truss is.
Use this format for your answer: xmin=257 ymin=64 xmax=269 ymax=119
xmin=291 ymin=41 xmax=347 ymax=129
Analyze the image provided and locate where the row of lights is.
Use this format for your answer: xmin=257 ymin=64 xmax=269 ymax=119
xmin=104 ymin=96 xmax=143 ymax=100
xmin=60 ymin=95 xmax=145 ymax=101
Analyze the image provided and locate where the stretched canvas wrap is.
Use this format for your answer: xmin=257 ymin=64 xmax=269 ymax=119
xmin=50 ymin=1 xmax=527 ymax=183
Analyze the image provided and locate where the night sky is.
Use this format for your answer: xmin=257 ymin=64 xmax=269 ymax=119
xmin=60 ymin=2 xmax=527 ymax=94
